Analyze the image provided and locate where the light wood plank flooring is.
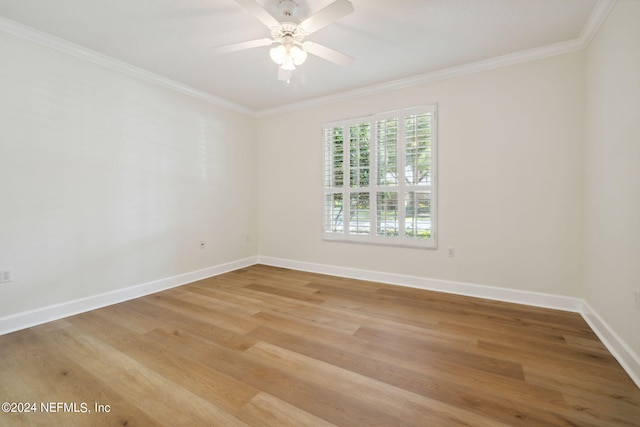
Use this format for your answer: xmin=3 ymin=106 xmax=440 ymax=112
xmin=1 ymin=265 xmax=639 ymax=426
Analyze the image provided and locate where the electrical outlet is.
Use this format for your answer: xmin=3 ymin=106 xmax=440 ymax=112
xmin=200 ymin=241 xmax=206 ymax=250
xmin=0 ymin=270 xmax=11 ymax=283
xmin=448 ymin=248 xmax=455 ymax=258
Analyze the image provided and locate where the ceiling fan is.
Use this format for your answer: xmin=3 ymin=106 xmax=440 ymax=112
xmin=214 ymin=0 xmax=355 ymax=82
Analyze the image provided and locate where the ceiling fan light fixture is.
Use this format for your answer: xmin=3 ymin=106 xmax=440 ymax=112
xmin=219 ymin=0 xmax=355 ymax=81
xmin=270 ymin=42 xmax=306 ymax=70
xmin=269 ymin=44 xmax=286 ymax=64
xmin=281 ymin=53 xmax=296 ymax=70
xmin=290 ymin=45 xmax=307 ymax=65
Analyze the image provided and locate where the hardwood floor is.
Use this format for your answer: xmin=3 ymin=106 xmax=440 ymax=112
xmin=1 ymin=264 xmax=639 ymax=426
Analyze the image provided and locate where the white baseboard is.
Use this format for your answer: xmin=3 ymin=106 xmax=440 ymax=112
xmin=257 ymin=256 xmax=583 ymax=312
xmin=3 ymin=254 xmax=638 ymax=390
xmin=581 ymin=302 xmax=640 ymax=389
xmin=258 ymin=256 xmax=639 ymax=389
xmin=0 ymin=256 xmax=258 ymax=336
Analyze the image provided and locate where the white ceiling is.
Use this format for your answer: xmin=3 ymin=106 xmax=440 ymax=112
xmin=0 ymin=0 xmax=611 ymax=114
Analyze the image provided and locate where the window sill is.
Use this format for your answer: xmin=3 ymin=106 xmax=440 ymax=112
xmin=322 ymin=236 xmax=437 ymax=250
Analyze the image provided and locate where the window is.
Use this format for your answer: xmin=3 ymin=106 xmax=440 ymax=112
xmin=323 ymin=105 xmax=437 ymax=248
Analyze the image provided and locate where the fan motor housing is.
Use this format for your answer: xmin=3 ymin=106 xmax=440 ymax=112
xmin=271 ymin=22 xmax=307 ymax=44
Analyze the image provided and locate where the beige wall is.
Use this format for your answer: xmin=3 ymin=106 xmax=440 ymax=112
xmin=584 ymin=0 xmax=640 ymax=356
xmin=0 ymin=33 xmax=257 ymax=317
xmin=257 ymin=52 xmax=585 ymax=297
xmin=2 ymin=1 xmax=636 ymax=367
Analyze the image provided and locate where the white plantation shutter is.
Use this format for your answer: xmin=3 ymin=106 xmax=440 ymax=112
xmin=323 ymin=126 xmax=345 ymax=234
xmin=323 ymin=105 xmax=437 ymax=248
xmin=403 ymin=110 xmax=434 ymax=240
xmin=376 ymin=191 xmax=399 ymax=237
xmin=349 ymin=123 xmax=370 ymax=188
xmin=375 ymin=116 xmax=399 ymax=238
xmin=376 ymin=118 xmax=399 ymax=186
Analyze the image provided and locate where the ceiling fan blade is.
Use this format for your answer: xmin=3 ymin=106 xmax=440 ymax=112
xmin=212 ymin=38 xmax=274 ymax=54
xmin=304 ymin=41 xmax=354 ymax=67
xmin=299 ymin=0 xmax=354 ymax=35
xmin=278 ymin=67 xmax=292 ymax=82
xmin=234 ymin=0 xmax=281 ymax=29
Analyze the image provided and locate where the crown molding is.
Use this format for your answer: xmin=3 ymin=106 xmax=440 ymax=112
xmin=256 ymin=38 xmax=585 ymax=117
xmin=579 ymin=0 xmax=617 ymax=48
xmin=256 ymin=0 xmax=617 ymax=117
xmin=0 ymin=0 xmax=616 ymax=119
xmin=0 ymin=16 xmax=256 ymax=117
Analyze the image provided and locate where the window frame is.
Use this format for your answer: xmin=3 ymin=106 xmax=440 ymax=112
xmin=323 ymin=104 xmax=438 ymax=249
